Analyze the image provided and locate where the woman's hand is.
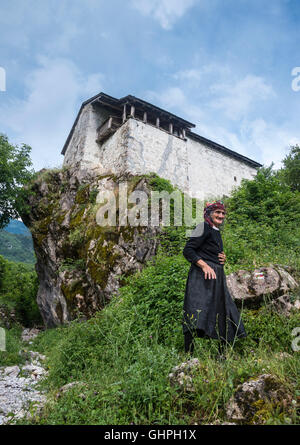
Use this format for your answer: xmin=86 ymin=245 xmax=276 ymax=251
xmin=218 ymin=251 xmax=226 ymax=264
xmin=196 ymin=259 xmax=217 ymax=279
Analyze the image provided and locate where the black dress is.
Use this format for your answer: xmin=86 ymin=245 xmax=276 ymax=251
xmin=182 ymin=221 xmax=247 ymax=343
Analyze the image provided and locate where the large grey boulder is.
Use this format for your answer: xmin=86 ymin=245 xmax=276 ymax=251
xmin=226 ymin=374 xmax=294 ymax=424
xmin=226 ymin=265 xmax=298 ymax=307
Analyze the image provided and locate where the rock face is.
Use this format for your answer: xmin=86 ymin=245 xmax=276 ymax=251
xmin=21 ymin=167 xmax=161 ymax=327
xmin=226 ymin=374 xmax=294 ymax=424
xmin=226 ymin=265 xmax=298 ymax=307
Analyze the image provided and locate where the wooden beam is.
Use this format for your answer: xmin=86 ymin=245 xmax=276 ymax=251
xmin=169 ymin=122 xmax=173 ymax=134
xmin=143 ymin=112 xmax=147 ymax=123
xmin=130 ymin=105 xmax=135 ymax=117
xmin=156 ymin=117 xmax=160 ymax=128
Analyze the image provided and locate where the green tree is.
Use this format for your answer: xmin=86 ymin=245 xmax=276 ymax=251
xmin=281 ymin=145 xmax=300 ymax=192
xmin=0 ymin=255 xmax=5 ymax=291
xmin=0 ymin=134 xmax=34 ymax=229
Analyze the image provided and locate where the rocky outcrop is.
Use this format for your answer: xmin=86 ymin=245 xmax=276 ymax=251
xmin=226 ymin=374 xmax=294 ymax=424
xmin=168 ymin=358 xmax=202 ymax=392
xmin=21 ymin=167 xmax=161 ymax=327
xmin=268 ymin=294 xmax=300 ymax=316
xmin=0 ymin=349 xmax=47 ymax=424
xmin=21 ymin=328 xmax=42 ymax=343
xmin=226 ymin=265 xmax=299 ymax=307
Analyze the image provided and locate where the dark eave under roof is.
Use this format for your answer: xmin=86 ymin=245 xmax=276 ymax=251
xmin=61 ymin=92 xmax=262 ymax=168
xmin=62 ymin=92 xmax=195 ymax=155
xmin=118 ymin=94 xmax=196 ymax=128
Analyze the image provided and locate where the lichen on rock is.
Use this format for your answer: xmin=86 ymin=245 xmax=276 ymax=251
xmin=21 ymin=167 xmax=161 ymax=327
xmin=226 ymin=373 xmax=294 ymax=424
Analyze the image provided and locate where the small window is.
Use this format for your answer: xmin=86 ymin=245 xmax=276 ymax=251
xmin=234 ymin=176 xmax=237 ymax=182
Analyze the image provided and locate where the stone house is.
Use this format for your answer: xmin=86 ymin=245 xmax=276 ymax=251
xmin=62 ymin=92 xmax=261 ymax=199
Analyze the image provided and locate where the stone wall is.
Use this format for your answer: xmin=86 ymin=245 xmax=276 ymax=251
xmin=119 ymin=119 xmax=189 ymax=193
xmin=186 ymin=138 xmax=257 ymax=200
xmin=63 ymin=104 xmax=258 ymax=198
xmin=63 ymin=103 xmax=110 ymax=171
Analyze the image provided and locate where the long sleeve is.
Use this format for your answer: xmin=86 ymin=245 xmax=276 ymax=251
xmin=183 ymin=222 xmax=210 ymax=264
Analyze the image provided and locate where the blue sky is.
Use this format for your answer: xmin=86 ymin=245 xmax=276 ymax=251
xmin=0 ymin=0 xmax=300 ymax=171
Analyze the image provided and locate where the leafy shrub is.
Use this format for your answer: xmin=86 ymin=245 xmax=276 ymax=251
xmin=117 ymin=253 xmax=189 ymax=347
xmin=0 ymin=324 xmax=25 ymax=366
xmin=0 ymin=255 xmax=41 ymax=327
xmin=222 ymin=165 xmax=300 ymax=273
xmin=235 ymin=306 xmax=300 ymax=353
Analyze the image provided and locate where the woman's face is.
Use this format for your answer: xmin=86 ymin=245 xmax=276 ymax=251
xmin=210 ymin=209 xmax=226 ymax=227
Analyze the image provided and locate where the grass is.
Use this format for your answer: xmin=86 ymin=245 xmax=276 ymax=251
xmin=14 ymin=282 xmax=299 ymax=425
xmin=3 ymin=240 xmax=299 ymax=425
xmin=0 ymin=324 xmax=26 ymax=367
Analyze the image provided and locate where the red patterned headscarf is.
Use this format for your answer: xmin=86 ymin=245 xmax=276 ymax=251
xmin=204 ymin=201 xmax=226 ymax=227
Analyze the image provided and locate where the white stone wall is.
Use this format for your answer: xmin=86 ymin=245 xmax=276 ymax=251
xmin=63 ymin=103 xmax=109 ymax=170
xmin=98 ymin=120 xmax=131 ymax=175
xmin=63 ymin=104 xmax=258 ymax=198
xmin=186 ymin=138 xmax=257 ymax=199
xmin=123 ymin=119 xmax=189 ymax=193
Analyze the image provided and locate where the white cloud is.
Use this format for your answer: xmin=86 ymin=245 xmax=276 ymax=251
xmin=209 ymin=74 xmax=275 ymax=120
xmin=145 ymin=86 xmax=206 ymax=125
xmin=131 ymin=0 xmax=198 ymax=29
xmin=145 ymin=85 xmax=247 ymax=154
xmin=144 ymin=79 xmax=300 ymax=169
xmin=146 ymin=86 xmax=187 ymax=109
xmin=240 ymin=118 xmax=299 ymax=168
xmin=0 ymin=57 xmax=104 ymax=170
xmin=172 ymin=68 xmax=276 ymax=122
xmin=172 ymin=64 xmax=231 ymax=85
xmin=45 ymin=22 xmax=83 ymax=54
xmin=173 ymin=69 xmax=203 ymax=83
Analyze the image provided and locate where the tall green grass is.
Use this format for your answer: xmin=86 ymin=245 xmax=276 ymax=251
xmin=28 ymin=290 xmax=299 ymax=425
xmin=27 ymin=249 xmax=300 ymax=425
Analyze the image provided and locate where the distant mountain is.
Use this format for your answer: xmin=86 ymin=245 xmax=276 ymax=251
xmin=0 ymin=220 xmax=35 ymax=264
xmin=3 ymin=219 xmax=31 ymax=236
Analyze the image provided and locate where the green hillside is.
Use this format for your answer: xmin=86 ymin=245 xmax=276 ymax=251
xmin=0 ymin=230 xmax=35 ymax=264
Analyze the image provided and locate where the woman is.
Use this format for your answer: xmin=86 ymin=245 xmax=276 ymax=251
xmin=182 ymin=200 xmax=247 ymax=355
